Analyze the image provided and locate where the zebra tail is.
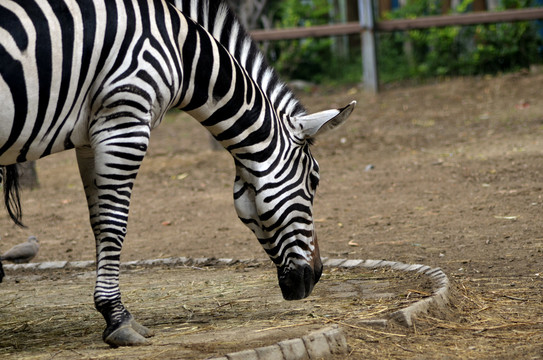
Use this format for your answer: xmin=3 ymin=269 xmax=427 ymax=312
xmin=2 ymin=165 xmax=25 ymax=227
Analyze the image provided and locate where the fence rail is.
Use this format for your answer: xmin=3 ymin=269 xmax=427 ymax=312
xmin=379 ymin=7 xmax=543 ymax=31
xmin=251 ymin=22 xmax=361 ymax=41
xmin=249 ymin=5 xmax=543 ymax=92
xmin=250 ymin=7 xmax=543 ymax=40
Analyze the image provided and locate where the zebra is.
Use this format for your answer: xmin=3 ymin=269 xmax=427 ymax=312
xmin=0 ymin=0 xmax=355 ymax=347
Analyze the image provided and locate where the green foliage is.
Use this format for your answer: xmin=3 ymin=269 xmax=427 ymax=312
xmin=378 ymin=0 xmax=543 ymax=82
xmin=267 ymin=0 xmax=334 ymax=82
xmin=263 ymin=0 xmax=542 ymax=84
xmin=265 ymin=0 xmax=361 ymax=84
xmin=466 ymin=21 xmax=541 ymax=73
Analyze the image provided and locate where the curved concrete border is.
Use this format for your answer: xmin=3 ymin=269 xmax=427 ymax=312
xmin=3 ymin=257 xmax=450 ymax=359
xmin=210 ymin=325 xmax=348 ymax=360
xmin=325 ymin=258 xmax=451 ymax=327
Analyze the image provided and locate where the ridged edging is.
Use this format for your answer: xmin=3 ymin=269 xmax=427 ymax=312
xmin=322 ymin=258 xmax=450 ymax=327
xmin=208 ymin=325 xmax=348 ymax=360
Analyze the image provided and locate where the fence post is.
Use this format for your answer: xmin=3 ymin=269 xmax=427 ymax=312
xmin=358 ymin=0 xmax=379 ymax=92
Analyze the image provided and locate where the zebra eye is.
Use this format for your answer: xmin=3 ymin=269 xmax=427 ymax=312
xmin=309 ymin=173 xmax=319 ymax=190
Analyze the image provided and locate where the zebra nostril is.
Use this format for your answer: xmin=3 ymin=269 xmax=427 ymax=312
xmin=277 ymin=264 xmax=316 ymax=301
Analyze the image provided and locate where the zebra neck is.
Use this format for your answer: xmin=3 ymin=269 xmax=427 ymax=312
xmin=175 ymin=11 xmax=281 ymax=161
xmin=170 ymin=0 xmax=306 ymax=119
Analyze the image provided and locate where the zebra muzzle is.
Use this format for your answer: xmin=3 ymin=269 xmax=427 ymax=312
xmin=277 ymin=259 xmax=322 ymax=300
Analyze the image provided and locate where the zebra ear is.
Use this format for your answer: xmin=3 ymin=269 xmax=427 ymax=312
xmin=295 ymin=101 xmax=356 ymax=139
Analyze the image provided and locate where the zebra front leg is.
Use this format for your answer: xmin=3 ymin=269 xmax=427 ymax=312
xmin=76 ymin=128 xmax=153 ymax=347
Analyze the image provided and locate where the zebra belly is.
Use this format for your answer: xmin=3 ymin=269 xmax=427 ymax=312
xmin=0 ymin=76 xmax=91 ymax=165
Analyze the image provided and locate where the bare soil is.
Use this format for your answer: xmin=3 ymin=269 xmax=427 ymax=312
xmin=1 ymin=70 xmax=542 ymax=358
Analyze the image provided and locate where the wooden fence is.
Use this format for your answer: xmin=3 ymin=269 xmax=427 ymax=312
xmin=249 ymin=1 xmax=543 ymax=92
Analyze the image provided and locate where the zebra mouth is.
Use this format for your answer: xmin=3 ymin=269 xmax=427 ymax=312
xmin=277 ymin=261 xmax=322 ymax=300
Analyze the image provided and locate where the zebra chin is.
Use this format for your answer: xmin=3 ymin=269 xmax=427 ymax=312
xmin=277 ymin=257 xmax=323 ymax=301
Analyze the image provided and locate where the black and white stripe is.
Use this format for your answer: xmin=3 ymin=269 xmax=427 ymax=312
xmin=0 ymin=0 xmax=354 ymax=346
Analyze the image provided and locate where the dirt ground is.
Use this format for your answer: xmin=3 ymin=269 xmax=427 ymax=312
xmin=0 ymin=70 xmax=542 ymax=358
xmin=0 ymin=263 xmax=436 ymax=359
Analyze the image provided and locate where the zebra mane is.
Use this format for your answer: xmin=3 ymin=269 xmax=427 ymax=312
xmin=168 ymin=0 xmax=306 ymax=118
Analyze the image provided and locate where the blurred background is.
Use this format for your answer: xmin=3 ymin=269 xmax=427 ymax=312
xmin=226 ymin=0 xmax=543 ymax=85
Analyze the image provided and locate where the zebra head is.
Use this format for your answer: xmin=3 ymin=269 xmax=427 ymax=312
xmin=233 ymin=101 xmax=356 ymax=300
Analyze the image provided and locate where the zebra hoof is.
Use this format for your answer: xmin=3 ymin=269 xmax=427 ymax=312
xmin=104 ymin=325 xmax=151 ymax=347
xmin=131 ymin=319 xmax=154 ymax=338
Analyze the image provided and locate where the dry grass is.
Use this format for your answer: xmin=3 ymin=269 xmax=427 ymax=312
xmin=0 ymin=264 xmax=540 ymax=359
xmin=344 ymin=275 xmax=543 ymax=359
xmin=0 ymin=263 xmax=436 ymax=360
xmin=4 ymin=264 xmax=539 ymax=359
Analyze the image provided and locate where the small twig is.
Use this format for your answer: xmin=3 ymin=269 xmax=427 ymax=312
xmin=503 ymin=295 xmax=528 ymax=301
xmin=49 ymin=351 xmax=62 ymax=359
xmin=69 ymin=349 xmax=85 ymax=357
xmin=0 ymin=296 xmax=21 ymax=308
xmin=324 ymin=318 xmax=406 ymax=337
xmin=473 ymin=322 xmax=541 ymax=333
xmin=394 ymin=343 xmax=419 ymax=353
xmin=474 ymin=306 xmax=491 ymax=314
xmin=429 ymin=320 xmax=540 ymax=332
xmin=358 ymin=307 xmax=391 ymax=318
xmin=407 ymin=289 xmax=432 ymax=297
xmin=255 ymin=322 xmax=313 ymax=332
xmin=214 ymin=301 xmax=234 ymax=309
